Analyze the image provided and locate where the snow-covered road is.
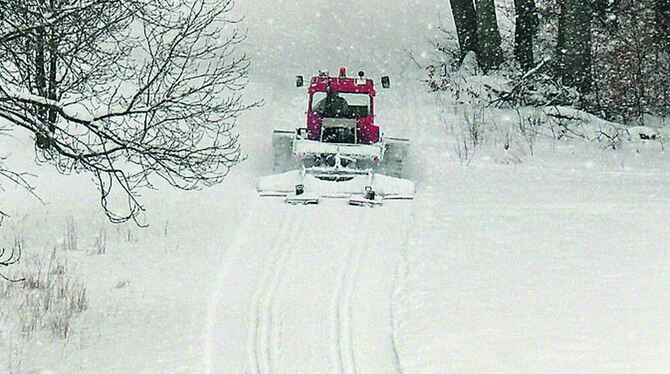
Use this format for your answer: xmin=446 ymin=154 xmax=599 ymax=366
xmin=204 ymin=198 xmax=412 ymax=373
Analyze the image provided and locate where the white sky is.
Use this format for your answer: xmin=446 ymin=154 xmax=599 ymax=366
xmin=234 ymin=0 xmax=452 ymax=80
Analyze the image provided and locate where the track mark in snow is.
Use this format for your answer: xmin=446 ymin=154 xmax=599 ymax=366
xmin=266 ymin=211 xmax=304 ymax=373
xmin=390 ymin=205 xmax=413 ymax=374
xmin=247 ymin=207 xmax=304 ymax=374
xmin=331 ymin=209 xmax=372 ymax=374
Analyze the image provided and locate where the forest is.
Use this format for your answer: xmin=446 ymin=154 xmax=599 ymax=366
xmin=430 ymin=0 xmax=669 ymax=125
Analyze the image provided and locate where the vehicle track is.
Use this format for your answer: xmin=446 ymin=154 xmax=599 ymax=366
xmin=331 ymin=208 xmax=374 ymax=374
xmin=247 ymin=207 xmax=304 ymax=374
xmin=266 ymin=209 xmax=307 ymax=373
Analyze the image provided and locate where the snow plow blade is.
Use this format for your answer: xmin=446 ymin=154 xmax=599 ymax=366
xmin=257 ymin=171 xmax=414 ymax=201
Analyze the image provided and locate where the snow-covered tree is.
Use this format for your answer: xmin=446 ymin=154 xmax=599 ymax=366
xmin=592 ymin=0 xmax=670 ymax=123
xmin=0 ymin=0 xmax=252 ymax=223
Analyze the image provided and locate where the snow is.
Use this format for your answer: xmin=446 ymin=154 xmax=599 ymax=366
xmin=395 ymin=148 xmax=670 ymax=372
xmin=2 ymin=89 xmax=61 ymax=108
xmin=2 ymin=86 xmax=153 ymax=125
xmin=203 ymin=199 xmax=411 ymax=372
xmin=2 ymin=0 xmax=670 ymax=373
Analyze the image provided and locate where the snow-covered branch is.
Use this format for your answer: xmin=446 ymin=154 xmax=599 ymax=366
xmin=0 ymin=0 xmax=118 ymax=44
xmin=0 ymin=0 xmax=254 ymax=224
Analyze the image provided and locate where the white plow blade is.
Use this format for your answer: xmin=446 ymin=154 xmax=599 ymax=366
xmin=257 ymin=171 xmax=415 ymax=199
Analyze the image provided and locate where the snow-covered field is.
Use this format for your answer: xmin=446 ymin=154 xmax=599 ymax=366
xmin=2 ymin=1 xmax=670 ymax=373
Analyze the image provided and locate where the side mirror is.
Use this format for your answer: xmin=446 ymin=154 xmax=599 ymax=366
xmin=381 ymin=76 xmax=390 ymax=89
xmin=296 ymin=75 xmax=304 ymax=87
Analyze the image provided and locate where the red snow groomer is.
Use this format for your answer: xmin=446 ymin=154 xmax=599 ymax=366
xmin=257 ymin=67 xmax=414 ymax=206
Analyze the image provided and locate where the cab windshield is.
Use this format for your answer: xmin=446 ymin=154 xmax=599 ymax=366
xmin=311 ymin=92 xmax=370 ymax=119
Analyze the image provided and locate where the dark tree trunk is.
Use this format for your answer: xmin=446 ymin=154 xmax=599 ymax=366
xmin=449 ymin=0 xmax=479 ymax=62
xmin=513 ymin=0 xmax=537 ymax=71
xmin=556 ymin=0 xmax=593 ymax=95
xmin=476 ymin=0 xmax=504 ymax=72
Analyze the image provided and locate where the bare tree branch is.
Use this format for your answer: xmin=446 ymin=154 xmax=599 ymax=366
xmin=0 ymin=0 xmax=256 ymax=223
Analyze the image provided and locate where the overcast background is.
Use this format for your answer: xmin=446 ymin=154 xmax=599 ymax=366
xmin=235 ymin=1 xmax=449 ymax=82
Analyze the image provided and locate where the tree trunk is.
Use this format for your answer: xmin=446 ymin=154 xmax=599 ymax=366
xmin=557 ymin=0 xmax=593 ymax=95
xmin=449 ymin=0 xmax=478 ymax=62
xmin=513 ymin=0 xmax=537 ymax=71
xmin=476 ymin=0 xmax=504 ymax=72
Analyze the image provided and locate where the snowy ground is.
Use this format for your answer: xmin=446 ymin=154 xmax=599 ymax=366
xmin=398 ymin=113 xmax=670 ymax=372
xmin=2 ymin=1 xmax=670 ymax=373
xmin=203 ymin=199 xmax=411 ymax=373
